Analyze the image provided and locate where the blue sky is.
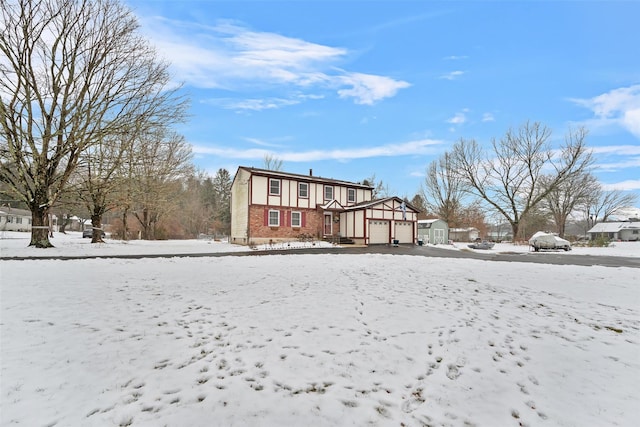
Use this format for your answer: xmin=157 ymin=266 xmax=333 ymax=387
xmin=125 ymin=0 xmax=640 ymax=203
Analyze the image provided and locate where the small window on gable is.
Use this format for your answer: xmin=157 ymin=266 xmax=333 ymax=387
xmin=347 ymin=188 xmax=356 ymax=203
xmin=268 ymin=210 xmax=280 ymax=227
xmin=324 ymin=185 xmax=334 ymax=200
xmin=291 ymin=211 xmax=301 ymax=227
xmin=298 ymin=182 xmax=308 ymax=198
xmin=269 ymin=178 xmax=280 ymax=195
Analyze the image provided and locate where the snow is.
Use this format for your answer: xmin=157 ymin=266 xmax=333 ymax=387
xmin=1 ymin=232 xmax=639 ymax=426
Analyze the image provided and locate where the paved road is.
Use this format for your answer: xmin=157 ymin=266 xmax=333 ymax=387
xmin=230 ymin=244 xmax=640 ymax=269
xmin=3 ymin=243 xmax=639 ymax=268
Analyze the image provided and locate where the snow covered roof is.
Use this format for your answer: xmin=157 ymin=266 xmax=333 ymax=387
xmin=449 ymin=227 xmax=479 ymax=232
xmin=587 ymin=222 xmax=640 ymax=233
xmin=417 ymin=219 xmax=441 ymax=224
xmin=0 ymin=206 xmax=31 ymax=216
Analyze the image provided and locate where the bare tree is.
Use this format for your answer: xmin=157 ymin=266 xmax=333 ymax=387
xmin=362 ymin=174 xmax=390 ymax=199
xmin=420 ymin=152 xmax=467 ymax=226
xmin=584 ymin=187 xmax=638 ymax=226
xmin=542 ymin=172 xmax=599 ymax=238
xmin=68 ymin=134 xmax=133 ymax=242
xmin=450 ymin=122 xmax=593 ymax=240
xmin=179 ymin=170 xmax=214 ymax=239
xmin=263 ymin=154 xmax=283 ymax=171
xmin=0 ymin=0 xmax=185 ymax=247
xmin=129 ymin=129 xmax=193 ymax=240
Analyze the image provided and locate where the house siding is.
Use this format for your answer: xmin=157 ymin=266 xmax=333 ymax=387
xmin=230 ymin=168 xmax=251 ymax=244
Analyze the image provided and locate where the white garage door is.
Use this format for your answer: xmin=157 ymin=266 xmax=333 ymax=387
xmin=369 ymin=220 xmax=390 ymax=244
xmin=395 ymin=221 xmax=413 ymax=243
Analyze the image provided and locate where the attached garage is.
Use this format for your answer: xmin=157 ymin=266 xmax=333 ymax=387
xmin=369 ymin=220 xmax=390 ymax=244
xmin=394 ymin=221 xmax=414 ymax=243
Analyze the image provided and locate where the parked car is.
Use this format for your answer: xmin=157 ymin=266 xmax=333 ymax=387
xmin=83 ymin=229 xmax=106 ymax=239
xmin=528 ymin=231 xmax=571 ymax=251
xmin=467 ymin=240 xmax=495 ymax=250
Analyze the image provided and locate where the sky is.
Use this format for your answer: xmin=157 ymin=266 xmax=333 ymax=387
xmin=123 ymin=0 xmax=640 ymax=202
xmin=2 ymin=232 xmax=639 ymax=426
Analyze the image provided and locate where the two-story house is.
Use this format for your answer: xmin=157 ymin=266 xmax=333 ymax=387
xmin=230 ymin=166 xmax=419 ymax=246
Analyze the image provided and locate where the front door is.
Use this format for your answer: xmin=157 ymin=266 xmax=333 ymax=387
xmin=324 ymin=213 xmax=333 ymax=235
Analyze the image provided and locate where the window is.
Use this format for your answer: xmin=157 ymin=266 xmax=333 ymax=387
xmin=16 ymin=217 xmax=22 ymax=224
xmin=269 ymin=178 xmax=280 ymax=195
xmin=268 ymin=210 xmax=280 ymax=227
xmin=347 ymin=188 xmax=356 ymax=203
xmin=298 ymin=182 xmax=308 ymax=198
xmin=291 ymin=211 xmax=301 ymax=227
xmin=324 ymin=185 xmax=334 ymax=200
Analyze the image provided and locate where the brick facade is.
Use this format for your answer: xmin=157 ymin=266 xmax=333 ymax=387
xmin=248 ymin=205 xmax=324 ymax=244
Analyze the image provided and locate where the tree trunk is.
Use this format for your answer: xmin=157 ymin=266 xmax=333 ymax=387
xmin=29 ymin=205 xmax=54 ymax=248
xmin=59 ymin=214 xmax=70 ymax=234
xmin=510 ymin=222 xmax=520 ymax=243
xmin=90 ymin=214 xmax=105 ymax=243
xmin=122 ymin=208 xmax=129 ymax=241
xmin=557 ymin=217 xmax=567 ymax=238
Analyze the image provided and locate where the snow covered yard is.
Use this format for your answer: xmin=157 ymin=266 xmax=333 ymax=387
xmin=1 ymin=235 xmax=639 ymax=426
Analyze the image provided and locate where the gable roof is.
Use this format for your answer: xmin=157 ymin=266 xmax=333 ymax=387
xmin=0 ymin=206 xmax=31 ymax=217
xmin=235 ymin=166 xmax=373 ymax=190
xmin=344 ymin=196 xmax=420 ymax=213
xmin=587 ymin=221 xmax=640 ymax=233
xmin=319 ymin=199 xmax=345 ymax=211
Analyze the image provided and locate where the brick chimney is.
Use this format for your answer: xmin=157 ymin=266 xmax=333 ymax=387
xmin=309 ymin=169 xmax=313 ymax=176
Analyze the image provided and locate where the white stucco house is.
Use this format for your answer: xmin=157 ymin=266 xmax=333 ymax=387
xmin=587 ymin=221 xmax=640 ymax=241
xmin=0 ymin=206 xmax=32 ymax=232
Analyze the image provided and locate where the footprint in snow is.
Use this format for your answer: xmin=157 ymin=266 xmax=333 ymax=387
xmin=446 ymin=364 xmax=461 ymax=380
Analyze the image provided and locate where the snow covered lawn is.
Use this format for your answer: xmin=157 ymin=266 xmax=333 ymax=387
xmin=1 ymin=234 xmax=639 ymax=426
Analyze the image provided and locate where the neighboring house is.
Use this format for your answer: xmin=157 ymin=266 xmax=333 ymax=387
xmin=230 ymin=166 xmax=419 ymax=245
xmin=587 ymin=221 xmax=640 ymax=241
xmin=417 ymin=219 xmax=449 ymax=244
xmin=0 ymin=206 xmax=32 ymax=232
xmin=449 ymin=227 xmax=480 ymax=242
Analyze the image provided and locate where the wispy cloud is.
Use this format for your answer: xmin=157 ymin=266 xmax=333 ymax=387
xmin=337 ymin=72 xmax=411 ymax=105
xmin=244 ymin=137 xmax=286 ymax=148
xmin=592 ymin=145 xmax=640 ymax=156
xmin=595 ymin=157 xmax=640 ymax=172
xmin=440 ymin=71 xmax=464 ymax=80
xmin=192 ymin=139 xmax=442 ymax=162
xmin=570 ymin=85 xmax=640 ymax=138
xmin=447 ymin=109 xmax=468 ymax=125
xmin=482 ymin=112 xmax=495 ymax=122
xmin=443 ymin=55 xmax=468 ymax=61
xmin=601 ymin=179 xmax=640 ymax=191
xmin=137 ymin=16 xmax=410 ymax=107
xmin=204 ymin=97 xmax=301 ymax=111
